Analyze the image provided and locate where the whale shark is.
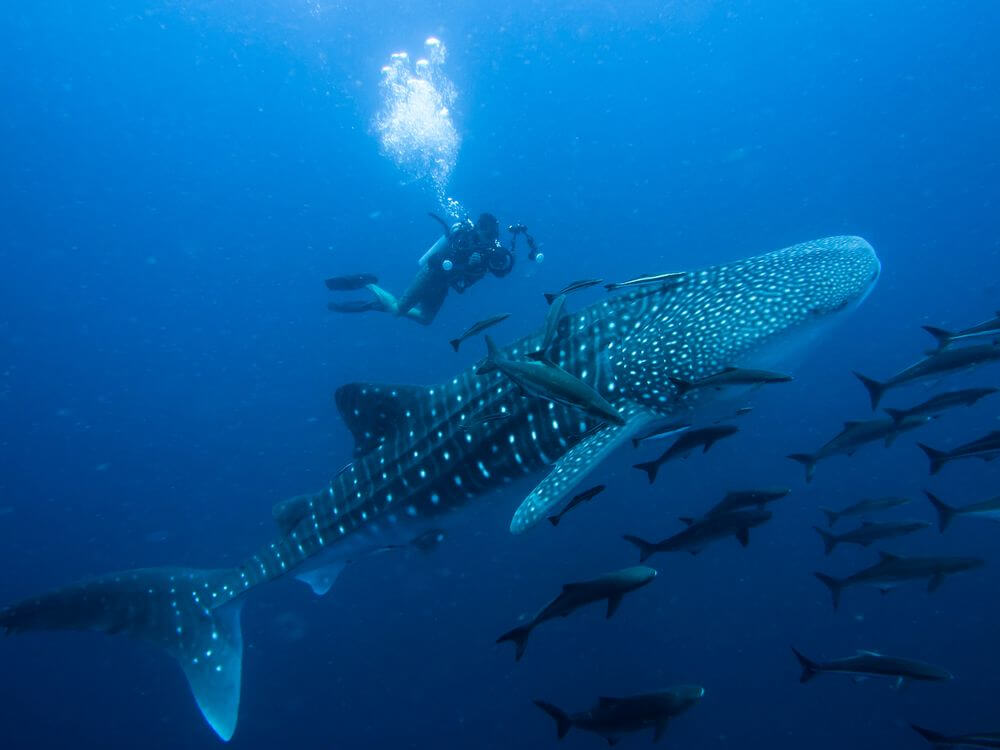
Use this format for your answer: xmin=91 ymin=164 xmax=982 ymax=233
xmin=0 ymin=236 xmax=880 ymax=741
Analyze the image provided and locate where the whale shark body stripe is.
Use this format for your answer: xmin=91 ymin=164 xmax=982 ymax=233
xmin=0 ymin=237 xmax=880 ymax=740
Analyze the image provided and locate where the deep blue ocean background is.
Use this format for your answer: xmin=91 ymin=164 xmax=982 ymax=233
xmin=1 ymin=1 xmax=999 ymax=748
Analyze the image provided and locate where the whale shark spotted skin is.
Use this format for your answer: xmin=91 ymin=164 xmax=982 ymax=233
xmin=0 ymin=236 xmax=879 ymax=741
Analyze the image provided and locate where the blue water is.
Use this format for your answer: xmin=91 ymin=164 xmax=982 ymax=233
xmin=2 ymin=1 xmax=999 ymax=748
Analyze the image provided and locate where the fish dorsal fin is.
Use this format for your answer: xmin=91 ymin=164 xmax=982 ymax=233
xmin=334 ymin=383 xmax=434 ymax=457
xmin=272 ymin=493 xmax=317 ymax=535
xmin=597 ymin=696 xmax=620 ymax=708
xmin=679 ymin=516 xmax=695 ymax=526
xmin=843 ymin=420 xmax=865 ymax=429
xmin=510 ymin=405 xmax=651 ymax=534
xmin=878 ymin=551 xmax=900 ymax=562
xmin=561 ymin=582 xmax=587 ymax=593
xmin=720 ymin=366 xmax=739 ymax=373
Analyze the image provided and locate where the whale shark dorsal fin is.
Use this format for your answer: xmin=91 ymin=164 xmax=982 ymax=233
xmin=334 ymin=382 xmax=434 ymax=457
xmin=510 ymin=406 xmax=651 ymax=534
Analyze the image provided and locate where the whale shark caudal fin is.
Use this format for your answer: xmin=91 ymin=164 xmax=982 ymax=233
xmin=533 ymin=700 xmax=572 ymax=739
xmin=918 ymin=443 xmax=948 ymax=475
xmin=0 ymin=567 xmax=245 ymax=741
xmin=787 ymin=453 xmax=818 ymax=483
xmin=813 ymin=572 xmax=844 ymax=611
xmin=924 ymin=491 xmax=957 ymax=533
xmin=791 ymin=647 xmax=821 ymax=683
xmin=509 ymin=406 xmax=651 ymax=534
xmin=853 ymin=371 xmax=887 ymax=411
xmin=334 ymin=382 xmax=434 ymax=457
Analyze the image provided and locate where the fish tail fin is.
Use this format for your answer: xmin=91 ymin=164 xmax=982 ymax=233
xmin=853 ymin=371 xmax=887 ymax=411
xmin=818 ymin=507 xmax=839 ymax=528
xmin=910 ymin=724 xmax=950 ymax=746
xmin=668 ymin=376 xmax=693 ymax=396
xmin=924 ymin=490 xmax=957 ymax=532
xmin=622 ymin=534 xmax=657 ymax=563
xmin=476 ymin=335 xmax=501 ymax=375
xmin=786 ymin=453 xmax=817 ymax=483
xmin=883 ymin=407 xmax=906 ymax=424
xmin=791 ymin=647 xmax=821 ymax=683
xmin=526 ymin=350 xmax=548 ymax=362
xmin=813 ymin=526 xmax=838 ymax=556
xmin=533 ymin=700 xmax=572 ymax=739
xmin=918 ymin=443 xmax=947 ymax=475
xmin=633 ymin=461 xmax=660 ymax=484
xmin=543 ymin=292 xmax=558 ymax=305
xmin=921 ymin=325 xmax=954 ymax=350
xmin=0 ymin=567 xmax=245 ymax=741
xmin=449 ymin=338 xmax=462 ymax=352
xmin=547 ymin=514 xmax=561 ymax=527
xmin=813 ymin=572 xmax=843 ymax=611
xmin=496 ymin=625 xmax=533 ymax=661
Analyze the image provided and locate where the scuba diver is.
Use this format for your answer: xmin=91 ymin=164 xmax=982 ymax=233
xmin=325 ymin=212 xmax=542 ymax=325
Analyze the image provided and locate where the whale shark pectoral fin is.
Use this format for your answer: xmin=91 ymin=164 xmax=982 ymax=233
xmin=177 ymin=600 xmax=244 ymax=742
xmin=510 ymin=406 xmax=651 ymax=534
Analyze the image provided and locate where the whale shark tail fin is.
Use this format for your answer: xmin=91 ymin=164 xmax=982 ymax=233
xmin=853 ymin=371 xmax=887 ymax=410
xmin=0 ymin=567 xmax=245 ymax=742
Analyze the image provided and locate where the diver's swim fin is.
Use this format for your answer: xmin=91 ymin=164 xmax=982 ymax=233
xmin=324 ymin=274 xmax=378 ymax=291
xmin=327 ymin=300 xmax=379 ymax=313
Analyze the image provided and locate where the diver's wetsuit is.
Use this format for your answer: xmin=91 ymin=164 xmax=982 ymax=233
xmin=327 ymin=213 xmax=516 ymax=326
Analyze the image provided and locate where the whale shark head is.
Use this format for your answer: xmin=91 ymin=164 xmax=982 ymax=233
xmin=610 ymin=235 xmax=880 ymax=411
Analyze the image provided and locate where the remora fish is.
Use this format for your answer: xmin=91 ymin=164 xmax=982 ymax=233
xmin=527 ymin=293 xmax=566 ymax=361
xmin=496 ymin=566 xmax=656 ymax=660
xmin=630 ymin=419 xmax=691 ymax=448
xmin=449 ymin=313 xmax=511 ymax=352
xmin=605 ymin=271 xmax=687 ymax=291
xmin=792 ymin=648 xmax=952 ymax=686
xmin=813 ymin=520 xmax=930 ymax=555
xmin=705 ymin=487 xmax=790 ymax=517
xmin=669 ymin=366 xmax=792 ymax=396
xmin=819 ymin=496 xmax=911 ymax=527
xmin=922 ymin=311 xmax=1000 ymax=350
xmin=633 ymin=425 xmax=739 ymax=484
xmin=547 ymin=484 xmax=606 ymax=526
xmin=623 ymin=509 xmax=772 ymax=561
xmin=925 ymin=490 xmax=1000 ymax=532
xmin=533 ymin=686 xmax=704 ymax=745
xmin=543 ymin=279 xmax=603 ymax=304
xmin=918 ymin=430 xmax=1000 ymax=475
xmin=814 ymin=551 xmax=984 ymax=610
xmin=911 ymin=725 xmax=1000 ymax=748
xmin=884 ymin=387 xmax=998 ymax=423
xmin=0 ymin=237 xmax=880 ymax=739
xmin=478 ymin=335 xmax=626 ymax=426
xmin=324 ymin=273 xmax=378 ymax=291
xmin=787 ymin=415 xmax=931 ymax=482
xmin=854 ymin=341 xmax=1000 ymax=410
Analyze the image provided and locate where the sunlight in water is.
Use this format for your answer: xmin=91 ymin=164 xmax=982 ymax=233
xmin=374 ymin=38 xmax=461 ymax=215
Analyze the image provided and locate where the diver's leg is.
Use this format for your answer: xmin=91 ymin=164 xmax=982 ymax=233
xmin=402 ymin=280 xmax=449 ymax=325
